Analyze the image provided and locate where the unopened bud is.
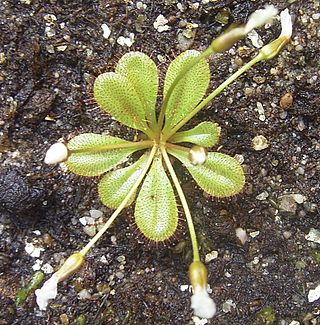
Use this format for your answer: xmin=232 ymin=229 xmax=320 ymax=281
xmin=189 ymin=261 xmax=216 ymax=319
xmin=55 ymin=252 xmax=85 ymax=282
xmin=188 ymin=145 xmax=207 ymax=165
xmin=189 ymin=261 xmax=208 ymax=289
xmin=44 ymin=142 xmax=69 ymax=164
xmin=259 ymin=9 xmax=292 ymax=61
xmin=210 ymin=26 xmax=245 ymax=53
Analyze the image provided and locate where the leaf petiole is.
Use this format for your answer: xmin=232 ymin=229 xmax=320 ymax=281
xmin=161 ymin=146 xmax=200 ymax=262
xmin=80 ymin=145 xmax=158 ymax=256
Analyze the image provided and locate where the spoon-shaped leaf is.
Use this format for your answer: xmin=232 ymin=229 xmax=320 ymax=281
xmin=135 ymin=154 xmax=178 ymax=242
xmin=116 ymin=52 xmax=158 ymax=129
xmin=94 ymin=72 xmax=149 ymax=133
xmin=170 ymin=121 xmax=221 ymax=147
xmin=163 ymin=50 xmax=210 ymax=132
xmin=65 ymin=133 xmax=140 ymax=176
xmin=98 ymin=152 xmax=150 ymax=209
xmin=168 ymin=148 xmax=245 ymax=197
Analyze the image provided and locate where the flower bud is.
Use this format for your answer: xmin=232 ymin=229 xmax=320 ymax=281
xmin=210 ymin=5 xmax=278 ymax=53
xmin=210 ymin=26 xmax=245 ymax=53
xmin=35 ymin=252 xmax=85 ymax=310
xmin=189 ymin=261 xmax=216 ymax=319
xmin=188 ymin=145 xmax=207 ymax=165
xmin=259 ymin=9 xmax=292 ymax=61
xmin=55 ymin=252 xmax=85 ymax=281
xmin=44 ymin=142 xmax=69 ymax=164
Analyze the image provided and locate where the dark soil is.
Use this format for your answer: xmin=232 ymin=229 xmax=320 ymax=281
xmin=0 ymin=0 xmax=319 ymax=324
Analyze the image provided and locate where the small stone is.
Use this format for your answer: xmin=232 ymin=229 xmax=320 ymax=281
xmin=256 ymin=191 xmax=269 ymax=200
xmin=280 ymin=93 xmax=293 ymax=109
xmin=308 ymin=284 xmax=320 ymax=303
xmin=248 ymin=30 xmax=263 ymax=48
xmin=43 ymin=14 xmax=57 ymax=24
xmin=79 ymin=217 xmax=87 ymax=226
xmin=115 ymin=271 xmax=124 ymax=279
xmin=89 ymin=209 xmax=103 ymax=219
xmin=235 ymin=228 xmax=248 ymax=245
xmin=32 ymin=259 xmax=43 ymax=271
xmin=215 ymin=8 xmax=230 ymax=25
xmin=56 ymin=45 xmax=67 ymax=52
xmin=136 ymin=1 xmax=147 ymax=10
xmin=83 ymin=225 xmax=96 ymax=237
xmin=59 ymin=314 xmax=69 ymax=325
xmin=222 ymin=299 xmax=236 ymax=313
xmin=205 ymin=251 xmax=218 ymax=263
xmin=117 ymin=33 xmax=135 ymax=47
xmin=180 ymin=284 xmax=190 ymax=292
xmin=45 ymin=26 xmax=56 ymax=38
xmin=101 ymin=23 xmax=111 ymax=39
xmin=292 ymin=194 xmax=306 ymax=204
xmin=100 ymin=255 xmax=108 ymax=264
xmin=256 ymin=102 xmax=266 ymax=121
xmin=252 ymin=135 xmax=269 ymax=151
xmin=153 ymin=15 xmax=169 ymax=32
xmin=305 ymin=228 xmax=320 ymax=244
xmin=312 ymin=13 xmax=320 ymax=20
xmin=249 ymin=231 xmax=260 ymax=238
xmin=0 ymin=53 xmax=6 ymax=64
xmin=288 ymin=321 xmax=300 ymax=325
xmin=279 ymin=195 xmax=297 ymax=214
xmin=78 ymin=289 xmax=91 ymax=300
xmin=283 ymin=231 xmax=292 ymax=239
xmin=41 ymin=263 xmax=54 ymax=274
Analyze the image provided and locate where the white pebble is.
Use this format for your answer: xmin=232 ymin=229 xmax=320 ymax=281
xmin=235 ymin=228 xmax=248 ymax=245
xmin=78 ymin=289 xmax=91 ymax=300
xmin=252 ymin=135 xmax=269 ymax=151
xmin=180 ymin=284 xmax=190 ymax=292
xmin=305 ymin=228 xmax=320 ymax=244
xmin=308 ymin=284 xmax=320 ymax=302
xmin=117 ymin=33 xmax=135 ymax=47
xmin=222 ymin=299 xmax=236 ymax=313
xmin=41 ymin=263 xmax=54 ymax=274
xmin=101 ymin=23 xmax=111 ymax=39
xmin=136 ymin=1 xmax=147 ymax=10
xmin=153 ymin=15 xmax=169 ymax=32
xmin=83 ymin=225 xmax=97 ymax=237
xmin=292 ymin=194 xmax=306 ymax=204
xmin=205 ymin=251 xmax=218 ymax=263
xmin=32 ymin=259 xmax=43 ymax=271
xmin=89 ymin=209 xmax=103 ymax=219
xmin=79 ymin=217 xmax=87 ymax=226
xmin=247 ymin=30 xmax=264 ymax=48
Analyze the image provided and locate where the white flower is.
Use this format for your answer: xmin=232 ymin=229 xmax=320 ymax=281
xmin=35 ymin=274 xmax=58 ymax=310
xmin=244 ymin=5 xmax=278 ymax=33
xmin=280 ymin=9 xmax=292 ymax=37
xmin=44 ymin=142 xmax=68 ymax=164
xmin=191 ymin=286 xmax=216 ymax=319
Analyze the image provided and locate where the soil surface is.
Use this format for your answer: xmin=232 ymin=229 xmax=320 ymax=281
xmin=0 ymin=0 xmax=319 ymax=324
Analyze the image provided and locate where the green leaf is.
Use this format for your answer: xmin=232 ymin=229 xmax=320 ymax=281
xmin=94 ymin=72 xmax=148 ymax=132
xmin=98 ymin=152 xmax=149 ymax=209
xmin=163 ymin=50 xmax=210 ymax=131
xmin=116 ymin=52 xmax=158 ymax=128
xmin=134 ymin=154 xmax=178 ymax=242
xmin=168 ymin=148 xmax=245 ymax=197
xmin=64 ymin=133 xmax=139 ymax=176
xmin=170 ymin=121 xmax=221 ymax=147
xmin=94 ymin=52 xmax=159 ymax=134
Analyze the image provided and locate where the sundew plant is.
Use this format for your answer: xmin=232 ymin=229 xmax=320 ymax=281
xmin=38 ymin=7 xmax=292 ymax=319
